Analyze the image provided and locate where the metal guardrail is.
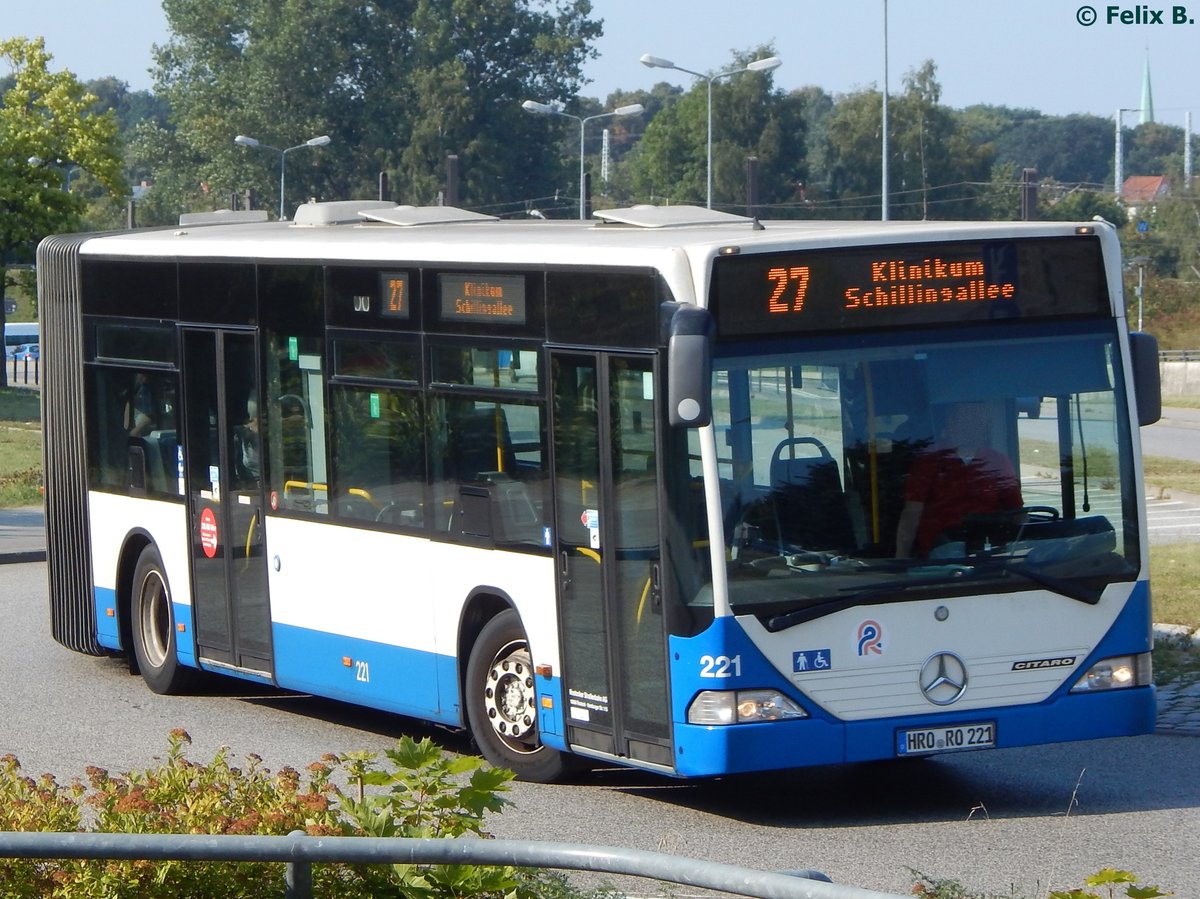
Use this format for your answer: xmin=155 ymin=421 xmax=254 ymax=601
xmin=0 ymin=831 xmax=908 ymax=899
xmin=1160 ymin=350 xmax=1200 ymax=362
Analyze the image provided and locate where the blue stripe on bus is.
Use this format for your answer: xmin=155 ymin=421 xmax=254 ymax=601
xmin=671 ymin=687 xmax=1156 ymax=777
xmin=93 ymin=586 xmax=121 ymax=650
xmin=271 ymin=622 xmax=463 ymax=727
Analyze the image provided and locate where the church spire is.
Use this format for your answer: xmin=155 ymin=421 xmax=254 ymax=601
xmin=1140 ymin=52 xmax=1154 ymax=124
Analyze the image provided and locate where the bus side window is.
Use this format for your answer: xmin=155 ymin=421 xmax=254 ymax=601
xmin=430 ymin=398 xmax=547 ymax=545
xmin=330 ymin=386 xmax=426 ymax=528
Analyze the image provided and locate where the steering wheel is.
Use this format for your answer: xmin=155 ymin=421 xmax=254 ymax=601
xmin=1022 ymin=505 xmax=1059 ymax=522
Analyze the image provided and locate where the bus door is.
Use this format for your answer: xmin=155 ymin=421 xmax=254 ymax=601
xmin=182 ymin=329 xmax=273 ymax=677
xmin=550 ymin=352 xmax=673 ymax=769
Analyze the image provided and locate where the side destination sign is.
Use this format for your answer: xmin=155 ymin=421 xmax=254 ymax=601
xmin=439 ymin=273 xmax=527 ymax=325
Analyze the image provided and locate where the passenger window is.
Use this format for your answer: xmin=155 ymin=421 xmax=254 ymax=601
xmin=331 ymin=386 xmax=426 ymax=528
xmin=430 ymin=344 xmax=539 ymax=392
xmin=86 ymin=366 xmax=180 ymax=497
xmin=429 ymin=397 xmax=548 ymax=548
xmin=265 ymin=333 xmax=329 ymax=514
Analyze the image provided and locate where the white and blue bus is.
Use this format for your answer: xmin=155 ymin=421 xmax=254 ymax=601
xmin=4 ymin=321 xmax=39 ymax=355
xmin=38 ymin=201 xmax=1161 ymax=781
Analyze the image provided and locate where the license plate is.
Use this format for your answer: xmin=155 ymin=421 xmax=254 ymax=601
xmin=897 ymin=721 xmax=996 ymax=756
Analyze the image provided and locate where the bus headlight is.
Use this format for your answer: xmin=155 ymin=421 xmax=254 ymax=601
xmin=687 ymin=689 xmax=808 ymax=725
xmin=1070 ymin=653 xmax=1152 ymax=692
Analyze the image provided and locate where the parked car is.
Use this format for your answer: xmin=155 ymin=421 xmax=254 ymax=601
xmin=3 ymin=297 xmax=16 ymax=315
xmin=7 ymin=343 xmax=39 ymax=362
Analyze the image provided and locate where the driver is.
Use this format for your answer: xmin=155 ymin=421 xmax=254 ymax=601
xmin=895 ymin=401 xmax=1023 ymax=558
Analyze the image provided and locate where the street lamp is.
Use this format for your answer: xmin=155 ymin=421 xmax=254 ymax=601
xmin=640 ymin=52 xmax=782 ymax=208
xmin=234 ymin=133 xmax=332 ymax=220
xmin=1113 ymin=108 xmax=1141 ymax=199
xmin=28 ymin=156 xmax=80 ymax=191
xmin=521 ymin=100 xmax=644 ymax=219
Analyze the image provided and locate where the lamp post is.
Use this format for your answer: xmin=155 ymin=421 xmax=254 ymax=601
xmin=1113 ymin=108 xmax=1141 ymax=199
xmin=28 ymin=156 xmax=80 ymax=191
xmin=521 ymin=101 xmax=644 ymax=219
xmin=234 ymin=133 xmax=332 ymax=219
xmin=640 ymin=53 xmax=782 ymax=208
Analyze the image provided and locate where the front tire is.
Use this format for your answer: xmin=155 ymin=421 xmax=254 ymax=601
xmin=465 ymin=609 xmax=569 ymax=782
xmin=131 ymin=544 xmax=193 ymax=694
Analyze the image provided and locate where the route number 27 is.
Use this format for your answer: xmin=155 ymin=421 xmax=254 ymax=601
xmin=700 ymin=654 xmax=742 ymax=678
xmin=767 ymin=266 xmax=811 ymax=315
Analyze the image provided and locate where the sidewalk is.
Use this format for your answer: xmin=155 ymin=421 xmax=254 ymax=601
xmin=1 ymin=504 xmax=1196 ymax=734
xmin=0 ymin=504 xmax=46 ymax=565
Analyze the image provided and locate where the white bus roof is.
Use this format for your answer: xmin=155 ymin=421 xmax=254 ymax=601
xmin=74 ymin=202 xmax=1112 ymax=308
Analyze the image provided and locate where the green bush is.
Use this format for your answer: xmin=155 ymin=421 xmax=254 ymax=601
xmin=0 ymin=729 xmax=561 ymax=898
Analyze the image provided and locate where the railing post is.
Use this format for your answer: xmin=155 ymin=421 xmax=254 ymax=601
xmin=284 ymin=831 xmax=313 ymax=899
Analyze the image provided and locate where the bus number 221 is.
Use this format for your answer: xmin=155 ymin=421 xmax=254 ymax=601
xmin=700 ymin=654 xmax=742 ymax=678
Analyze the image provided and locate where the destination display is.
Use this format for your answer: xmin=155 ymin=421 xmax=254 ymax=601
xmin=712 ymin=236 xmax=1109 ymax=338
xmin=439 ymin=273 xmax=527 ymax=324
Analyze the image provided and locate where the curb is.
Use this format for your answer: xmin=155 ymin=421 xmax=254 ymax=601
xmin=0 ymin=550 xmax=46 ymax=566
xmin=1153 ymin=623 xmax=1200 ymax=649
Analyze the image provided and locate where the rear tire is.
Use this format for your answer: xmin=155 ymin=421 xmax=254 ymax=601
xmin=465 ymin=609 xmax=570 ymax=783
xmin=131 ymin=544 xmax=194 ymax=694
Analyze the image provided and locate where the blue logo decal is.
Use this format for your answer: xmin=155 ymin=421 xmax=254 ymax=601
xmin=793 ymin=649 xmax=831 ymax=673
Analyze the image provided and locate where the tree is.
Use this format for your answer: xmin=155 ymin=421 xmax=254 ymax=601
xmin=818 ymin=62 xmax=990 ymax=220
xmin=135 ymin=0 xmax=600 ymax=224
xmin=624 ymin=46 xmax=804 ymax=212
xmin=992 ymin=114 xmax=1113 ymax=185
xmin=0 ymin=37 xmax=125 ymax=386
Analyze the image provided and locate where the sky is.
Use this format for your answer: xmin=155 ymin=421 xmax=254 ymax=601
xmin=4 ymin=0 xmax=1198 ymax=130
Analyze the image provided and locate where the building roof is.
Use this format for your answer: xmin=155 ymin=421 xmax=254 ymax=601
xmin=1121 ymin=175 xmax=1169 ymax=204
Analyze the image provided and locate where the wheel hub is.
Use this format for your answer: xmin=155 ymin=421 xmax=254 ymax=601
xmin=484 ymin=647 xmax=535 ymax=742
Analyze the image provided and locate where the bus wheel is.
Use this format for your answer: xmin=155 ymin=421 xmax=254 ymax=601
xmin=466 ymin=609 xmax=568 ymax=783
xmin=131 ymin=545 xmax=192 ymax=695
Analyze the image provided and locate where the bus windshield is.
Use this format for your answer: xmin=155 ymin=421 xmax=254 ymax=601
xmin=704 ymin=321 xmax=1140 ymax=627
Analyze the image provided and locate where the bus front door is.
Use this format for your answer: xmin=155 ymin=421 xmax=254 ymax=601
xmin=182 ymin=329 xmax=273 ymax=678
xmin=551 ymin=352 xmax=673 ymax=770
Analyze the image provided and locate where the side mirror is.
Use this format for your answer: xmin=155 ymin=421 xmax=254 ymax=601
xmin=1129 ymin=331 xmax=1161 ymax=427
xmin=665 ymin=304 xmax=714 ymax=427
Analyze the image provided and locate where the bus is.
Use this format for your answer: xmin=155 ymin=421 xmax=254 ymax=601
xmin=4 ymin=321 xmax=39 ymax=355
xmin=38 ymin=201 xmax=1161 ymax=781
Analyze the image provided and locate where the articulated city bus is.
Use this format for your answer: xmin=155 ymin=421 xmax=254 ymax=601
xmin=38 ymin=201 xmax=1160 ymax=781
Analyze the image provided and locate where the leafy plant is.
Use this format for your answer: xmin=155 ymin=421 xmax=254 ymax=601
xmin=0 ymin=729 xmax=571 ymax=898
xmin=1049 ymin=867 xmax=1172 ymax=899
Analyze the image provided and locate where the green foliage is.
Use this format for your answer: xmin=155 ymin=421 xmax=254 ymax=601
xmin=136 ymin=0 xmax=600 ymax=222
xmin=0 ymin=389 xmax=42 ymax=507
xmin=333 ymin=740 xmax=527 ymax=898
xmin=0 ymin=36 xmax=126 ymax=386
xmin=1048 ymin=867 xmax=1172 ymax=899
xmin=910 ymin=868 xmax=1173 ymax=899
xmin=817 ymin=61 xmax=991 ymax=220
xmin=0 ymin=36 xmax=127 ymax=244
xmin=0 ymin=730 xmax=559 ymax=899
xmin=624 ymin=44 xmax=805 ymax=212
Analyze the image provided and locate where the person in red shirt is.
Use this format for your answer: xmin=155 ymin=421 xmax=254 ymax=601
xmin=895 ymin=402 xmax=1023 ymax=558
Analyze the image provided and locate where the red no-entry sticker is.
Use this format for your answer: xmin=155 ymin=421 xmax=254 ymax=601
xmin=199 ymin=507 xmax=219 ymax=559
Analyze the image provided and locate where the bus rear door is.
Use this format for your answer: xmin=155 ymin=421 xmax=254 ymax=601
xmin=182 ymin=329 xmax=273 ymax=678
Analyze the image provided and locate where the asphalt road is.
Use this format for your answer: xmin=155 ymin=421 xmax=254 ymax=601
xmin=1142 ymin=405 xmax=1200 ymax=464
xmin=3 ymin=561 xmax=1198 ymax=898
